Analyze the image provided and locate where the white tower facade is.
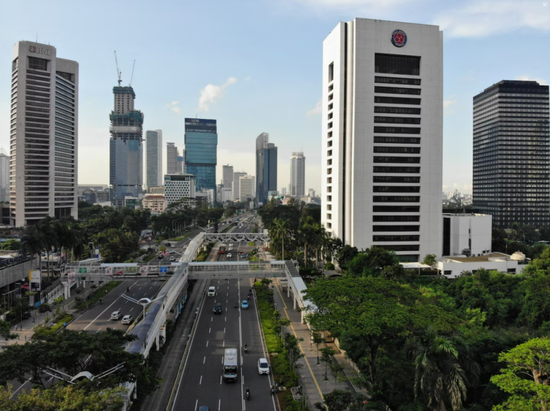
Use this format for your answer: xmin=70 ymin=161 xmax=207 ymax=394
xmin=146 ymin=130 xmax=162 ymax=187
xmin=322 ymin=19 xmax=443 ymax=261
xmin=10 ymin=42 xmax=78 ymax=226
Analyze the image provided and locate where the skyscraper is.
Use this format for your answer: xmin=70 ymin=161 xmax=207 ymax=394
xmin=290 ymin=152 xmax=306 ymax=197
xmin=233 ymin=171 xmax=247 ymax=201
xmin=223 ymin=165 xmax=234 ymax=189
xmin=184 ymin=118 xmax=218 ymax=192
xmin=255 ymin=133 xmax=277 ymax=205
xmin=473 ymin=80 xmax=550 ymax=228
xmin=166 ymin=143 xmax=178 ymax=175
xmin=109 ymin=84 xmax=144 ymax=207
xmin=146 ymin=130 xmax=162 ymax=188
xmin=10 ymin=41 xmax=79 ymax=226
xmin=240 ymin=175 xmax=255 ymax=200
xmin=322 ymin=19 xmax=443 ymax=262
xmin=0 ymin=152 xmax=9 ymax=203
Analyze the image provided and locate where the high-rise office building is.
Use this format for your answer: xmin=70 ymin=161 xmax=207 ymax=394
xmin=10 ymin=41 xmax=79 ymax=226
xmin=255 ymin=133 xmax=277 ymax=205
xmin=322 ymin=18 xmax=443 ymax=262
xmin=233 ymin=171 xmax=247 ymax=201
xmin=473 ymin=80 xmax=550 ymax=228
xmin=290 ymin=152 xmax=306 ymax=197
xmin=185 ymin=118 xmax=218 ymax=193
xmin=109 ymin=83 xmax=144 ymax=207
xmin=240 ymin=175 xmax=255 ymax=200
xmin=146 ymin=130 xmax=162 ymax=188
xmin=0 ymin=153 xmax=9 ymax=203
xmin=223 ymin=165 xmax=234 ymax=189
xmin=166 ymin=143 xmax=178 ymax=175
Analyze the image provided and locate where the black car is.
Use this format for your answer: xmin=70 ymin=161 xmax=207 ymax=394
xmin=213 ymin=303 xmax=222 ymax=314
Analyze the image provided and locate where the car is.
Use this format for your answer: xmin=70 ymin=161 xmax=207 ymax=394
xmin=169 ymin=250 xmax=175 ymax=254
xmin=227 ymin=253 xmax=232 ymax=258
xmin=22 ymin=311 xmax=31 ymax=320
xmin=207 ymin=286 xmax=216 ymax=297
xmin=258 ymin=358 xmax=270 ymax=375
xmin=122 ymin=315 xmax=133 ymax=325
xmin=169 ymin=256 xmax=175 ymax=261
xmin=110 ymin=309 xmax=122 ymax=320
xmin=241 ymin=254 xmax=248 ymax=259
xmin=241 ymin=300 xmax=249 ymax=310
xmin=213 ymin=303 xmax=222 ymax=314
xmin=238 ymin=251 xmax=243 ymax=255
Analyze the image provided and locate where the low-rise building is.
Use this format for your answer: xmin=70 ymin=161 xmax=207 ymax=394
xmin=164 ymin=174 xmax=196 ymax=206
xmin=443 ymin=213 xmax=492 ymax=257
xmin=437 ymin=252 xmax=528 ymax=279
xmin=142 ymin=194 xmax=167 ymax=215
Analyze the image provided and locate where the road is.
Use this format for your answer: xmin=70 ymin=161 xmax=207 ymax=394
xmin=171 ymin=277 xmax=277 ymax=411
xmin=68 ymin=279 xmax=165 ymax=332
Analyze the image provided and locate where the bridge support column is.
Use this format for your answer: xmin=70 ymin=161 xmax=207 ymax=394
xmin=63 ymin=282 xmax=71 ymax=299
xmin=155 ymin=333 xmax=160 ymax=351
xmin=293 ymin=295 xmax=297 ymax=310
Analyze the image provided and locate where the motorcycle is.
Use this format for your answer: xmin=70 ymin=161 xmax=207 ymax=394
xmin=246 ymin=388 xmax=250 ymax=401
xmin=244 ymin=344 xmax=248 ymax=353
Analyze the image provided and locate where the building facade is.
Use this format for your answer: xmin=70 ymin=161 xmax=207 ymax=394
xmin=109 ymin=84 xmax=144 ymax=207
xmin=0 ymin=153 xmax=9 ymax=203
xmin=290 ymin=152 xmax=306 ymax=197
xmin=233 ymin=172 xmax=246 ymax=201
xmin=142 ymin=194 xmax=167 ymax=215
xmin=10 ymin=41 xmax=79 ymax=226
xmin=443 ymin=213 xmax=492 ymax=257
xmin=184 ymin=118 xmax=217 ymax=192
xmin=166 ymin=142 xmax=178 ymax=175
xmin=473 ymin=80 xmax=550 ymax=228
xmin=240 ymin=175 xmax=255 ymax=200
xmin=146 ymin=130 xmax=162 ymax=188
xmin=223 ymin=164 xmax=234 ymax=189
xmin=255 ymin=133 xmax=277 ymax=205
xmin=322 ymin=19 xmax=443 ymax=262
xmin=164 ymin=174 xmax=196 ymax=206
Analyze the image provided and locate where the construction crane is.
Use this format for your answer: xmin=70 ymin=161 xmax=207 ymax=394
xmin=114 ymin=51 xmax=122 ymax=86
xmin=129 ymin=60 xmax=136 ymax=87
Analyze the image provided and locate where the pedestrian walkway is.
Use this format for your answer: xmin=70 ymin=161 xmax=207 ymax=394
xmin=272 ymin=282 xmax=367 ymax=410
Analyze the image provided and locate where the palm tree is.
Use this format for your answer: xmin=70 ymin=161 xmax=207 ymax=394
xmin=410 ymin=328 xmax=473 ymax=411
xmin=22 ymin=225 xmax=45 ymax=270
xmin=270 ymin=218 xmax=291 ymax=261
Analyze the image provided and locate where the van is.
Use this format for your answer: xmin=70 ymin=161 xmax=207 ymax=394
xmin=207 ymin=286 xmax=216 ymax=297
xmin=110 ymin=309 xmax=122 ymax=320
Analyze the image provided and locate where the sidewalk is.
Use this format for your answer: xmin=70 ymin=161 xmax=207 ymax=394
xmin=272 ymin=282 xmax=367 ymax=410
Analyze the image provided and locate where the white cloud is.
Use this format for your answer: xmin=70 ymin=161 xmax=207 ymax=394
xmin=306 ymin=100 xmax=322 ymax=116
xmin=198 ymin=77 xmax=238 ymax=112
xmin=289 ymin=0 xmax=412 ymax=13
xmin=434 ymin=1 xmax=550 ymax=37
xmin=166 ymin=101 xmax=182 ymax=115
xmin=516 ymin=75 xmax=548 ymax=85
xmin=444 ymin=97 xmax=457 ymax=109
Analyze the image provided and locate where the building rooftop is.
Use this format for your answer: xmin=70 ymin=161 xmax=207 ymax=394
xmin=443 ymin=253 xmax=510 ymax=263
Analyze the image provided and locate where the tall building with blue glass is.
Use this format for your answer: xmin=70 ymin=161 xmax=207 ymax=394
xmin=184 ymin=118 xmax=218 ymax=193
xmin=256 ymin=132 xmax=277 ymax=205
xmin=109 ymin=86 xmax=144 ymax=206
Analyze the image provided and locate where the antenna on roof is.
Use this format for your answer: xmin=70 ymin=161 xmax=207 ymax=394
xmin=114 ymin=51 xmax=122 ymax=86
xmin=129 ymin=60 xmax=136 ymax=86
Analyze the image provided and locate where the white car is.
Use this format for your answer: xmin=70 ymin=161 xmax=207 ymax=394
xmin=122 ymin=315 xmax=133 ymax=325
xmin=207 ymin=286 xmax=216 ymax=297
xmin=258 ymin=358 xmax=270 ymax=375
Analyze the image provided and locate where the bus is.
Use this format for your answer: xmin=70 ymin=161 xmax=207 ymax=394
xmin=222 ymin=348 xmax=238 ymax=382
xmin=218 ymin=244 xmax=226 ymax=254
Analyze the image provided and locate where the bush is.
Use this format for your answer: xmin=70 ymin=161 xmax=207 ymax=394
xmin=38 ymin=304 xmax=51 ymax=313
xmin=324 ymin=262 xmax=335 ymax=270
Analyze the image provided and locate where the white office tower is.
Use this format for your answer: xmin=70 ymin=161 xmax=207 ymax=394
xmin=10 ymin=42 xmax=78 ymax=226
xmin=290 ymin=152 xmax=306 ymax=197
xmin=240 ymin=175 xmax=254 ymax=200
xmin=166 ymin=143 xmax=178 ymax=175
xmin=232 ymin=171 xmax=247 ymax=201
xmin=0 ymin=152 xmax=9 ymax=202
xmin=164 ymin=173 xmax=196 ymax=206
xmin=322 ymin=19 xmax=443 ymax=262
xmin=146 ymin=130 xmax=162 ymax=188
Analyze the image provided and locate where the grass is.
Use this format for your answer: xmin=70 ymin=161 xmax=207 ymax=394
xmin=248 ymin=241 xmax=255 ymax=246
xmin=171 ymin=232 xmax=193 ymax=241
xmin=255 ymin=282 xmax=282 ymax=353
xmin=75 ymin=281 xmax=122 ymax=311
xmin=221 ymin=224 xmax=233 ymax=233
xmin=143 ymin=253 xmax=156 ymax=263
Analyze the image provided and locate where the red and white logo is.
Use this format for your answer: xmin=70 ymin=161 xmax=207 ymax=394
xmin=391 ymin=30 xmax=407 ymax=47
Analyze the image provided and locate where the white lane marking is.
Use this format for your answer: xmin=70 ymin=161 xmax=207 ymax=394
xmin=199 ymin=375 xmax=202 ymax=385
xmin=95 ymin=328 xmax=102 ymax=333
xmin=223 ymin=340 xmax=225 ymax=347
xmin=206 ymin=340 xmax=209 ymax=347
xmin=220 ymin=375 xmax=222 ymax=385
xmin=203 ymin=356 xmax=206 ymax=364
xmin=225 ymin=317 xmax=227 ymax=322
xmin=211 ymin=317 xmax=213 ymax=322
xmin=10 ymin=377 xmax=32 ymax=399
xmin=218 ymin=399 xmax=221 ymax=410
xmin=195 ymin=400 xmax=198 ymax=411
xmin=129 ymin=307 xmax=133 ymax=312
xmin=209 ymin=328 xmax=211 ymax=333
xmin=224 ymin=327 xmax=226 ymax=334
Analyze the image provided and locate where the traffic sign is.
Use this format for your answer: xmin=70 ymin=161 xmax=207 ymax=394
xmin=159 ymin=266 xmax=168 ymax=273
xmin=79 ymin=267 xmax=87 ymax=274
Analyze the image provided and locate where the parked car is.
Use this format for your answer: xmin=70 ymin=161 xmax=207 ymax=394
xmin=258 ymin=358 xmax=270 ymax=375
xmin=241 ymin=300 xmax=249 ymax=310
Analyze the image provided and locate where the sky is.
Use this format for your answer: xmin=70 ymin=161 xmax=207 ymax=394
xmin=1 ymin=0 xmax=550 ymax=195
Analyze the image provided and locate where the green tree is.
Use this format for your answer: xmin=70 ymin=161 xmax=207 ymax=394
xmin=423 ymin=254 xmax=437 ymax=267
xmin=270 ymin=218 xmax=291 ymax=260
xmin=0 ymin=320 xmax=17 ymax=341
xmin=491 ymin=337 xmax=550 ymax=410
xmin=335 ymin=244 xmax=358 ymax=271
